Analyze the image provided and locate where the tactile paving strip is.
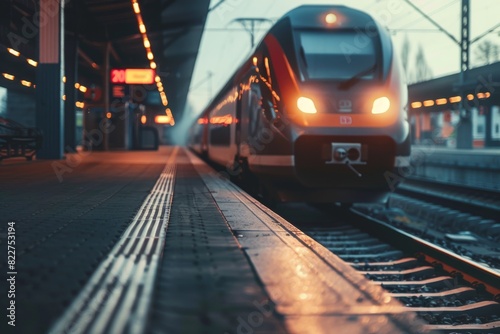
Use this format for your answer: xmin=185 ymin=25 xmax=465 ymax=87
xmin=49 ymin=147 xmax=178 ymax=334
xmin=0 ymin=150 xmax=168 ymax=333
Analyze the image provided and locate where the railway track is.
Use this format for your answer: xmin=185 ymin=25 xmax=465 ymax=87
xmin=380 ymin=178 xmax=500 ymax=271
xmin=231 ymin=162 xmax=500 ymax=331
xmin=395 ymin=177 xmax=500 ymax=222
xmin=300 ymin=208 xmax=500 ymax=333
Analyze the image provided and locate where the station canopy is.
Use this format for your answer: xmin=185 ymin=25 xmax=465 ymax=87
xmin=0 ymin=0 xmax=211 ymax=120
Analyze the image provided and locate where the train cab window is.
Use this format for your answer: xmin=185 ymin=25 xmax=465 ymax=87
xmin=297 ymin=30 xmax=377 ymax=81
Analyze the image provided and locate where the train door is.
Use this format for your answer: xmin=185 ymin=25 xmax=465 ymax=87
xmin=238 ymin=72 xmax=262 ymax=159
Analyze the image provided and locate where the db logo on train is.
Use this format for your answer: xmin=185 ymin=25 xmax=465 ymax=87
xmin=340 ymin=116 xmax=352 ymax=125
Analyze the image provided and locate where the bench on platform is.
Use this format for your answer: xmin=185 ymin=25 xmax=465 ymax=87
xmin=0 ymin=117 xmax=42 ymax=161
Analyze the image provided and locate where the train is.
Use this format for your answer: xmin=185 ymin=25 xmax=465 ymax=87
xmin=189 ymin=5 xmax=411 ymax=204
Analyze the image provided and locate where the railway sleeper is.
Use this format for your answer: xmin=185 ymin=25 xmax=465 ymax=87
xmin=328 ymin=243 xmax=393 ymax=253
xmin=350 ymin=258 xmax=419 ymax=271
xmin=359 ymin=266 xmax=435 ymax=278
xmin=319 ymin=238 xmax=380 ymax=247
xmin=411 ymin=300 xmax=500 ymax=315
xmin=308 ymin=232 xmax=371 ymax=241
xmin=339 ymin=249 xmax=403 ymax=261
xmin=424 ymin=320 xmax=500 ymax=333
xmin=374 ymin=276 xmax=455 ymax=289
xmin=390 ymin=286 xmax=477 ymax=299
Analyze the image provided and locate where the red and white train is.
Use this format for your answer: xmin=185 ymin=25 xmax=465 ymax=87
xmin=189 ymin=5 xmax=410 ymax=204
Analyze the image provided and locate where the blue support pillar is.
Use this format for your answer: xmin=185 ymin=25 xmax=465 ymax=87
xmin=36 ymin=0 xmax=65 ymax=159
xmin=64 ymin=36 xmax=77 ymax=151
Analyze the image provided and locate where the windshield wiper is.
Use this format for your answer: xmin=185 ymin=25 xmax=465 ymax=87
xmin=338 ymin=63 xmax=377 ymax=90
xmin=299 ymin=46 xmax=308 ymax=68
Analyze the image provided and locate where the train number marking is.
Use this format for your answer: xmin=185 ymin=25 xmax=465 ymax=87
xmin=338 ymin=99 xmax=352 ymax=112
xmin=340 ymin=116 xmax=352 ymax=125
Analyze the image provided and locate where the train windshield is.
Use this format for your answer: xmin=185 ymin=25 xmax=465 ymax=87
xmin=297 ymin=30 xmax=377 ymax=81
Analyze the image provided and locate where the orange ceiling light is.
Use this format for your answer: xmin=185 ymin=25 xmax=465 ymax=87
xmin=2 ymin=73 xmax=15 ymax=80
xmin=132 ymin=1 xmax=140 ymax=14
xmin=131 ymin=0 xmax=169 ymax=110
xmin=155 ymin=115 xmax=171 ymax=124
xmin=27 ymin=58 xmax=38 ymax=67
xmin=7 ymin=48 xmax=20 ymax=57
xmin=423 ymin=99 xmax=435 ymax=107
xmin=410 ymin=101 xmax=422 ymax=109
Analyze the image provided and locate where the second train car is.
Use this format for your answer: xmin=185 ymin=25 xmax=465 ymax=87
xmin=189 ymin=5 xmax=411 ymax=204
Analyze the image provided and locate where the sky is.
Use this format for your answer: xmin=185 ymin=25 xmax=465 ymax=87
xmin=184 ymin=0 xmax=500 ymax=120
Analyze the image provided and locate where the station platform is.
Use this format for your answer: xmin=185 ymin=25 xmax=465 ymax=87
xmin=0 ymin=147 xmax=425 ymax=334
xmin=409 ymin=145 xmax=500 ymax=191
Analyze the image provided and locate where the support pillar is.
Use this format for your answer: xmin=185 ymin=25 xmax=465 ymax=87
xmin=36 ymin=0 xmax=65 ymax=159
xmin=64 ymin=36 xmax=77 ymax=151
xmin=104 ymin=42 xmax=111 ymax=151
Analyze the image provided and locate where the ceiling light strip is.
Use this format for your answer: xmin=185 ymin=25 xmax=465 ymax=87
xmin=131 ymin=0 xmax=174 ymax=124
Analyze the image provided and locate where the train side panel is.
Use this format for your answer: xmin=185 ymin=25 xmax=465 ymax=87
xmin=207 ymin=87 xmax=238 ymax=167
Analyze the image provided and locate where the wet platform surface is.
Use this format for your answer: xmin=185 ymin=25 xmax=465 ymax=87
xmin=1 ymin=146 xmax=424 ymax=333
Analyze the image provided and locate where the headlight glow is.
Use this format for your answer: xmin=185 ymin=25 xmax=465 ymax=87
xmin=372 ymin=96 xmax=390 ymax=114
xmin=325 ymin=13 xmax=337 ymax=24
xmin=297 ymin=97 xmax=317 ymax=114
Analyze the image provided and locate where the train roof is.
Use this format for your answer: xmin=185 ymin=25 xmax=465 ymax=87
xmin=281 ymin=5 xmax=376 ymax=29
xmin=195 ymin=5 xmax=380 ymax=119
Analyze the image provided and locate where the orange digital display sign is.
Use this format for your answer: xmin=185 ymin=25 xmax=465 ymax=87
xmin=110 ymin=68 xmax=155 ymax=84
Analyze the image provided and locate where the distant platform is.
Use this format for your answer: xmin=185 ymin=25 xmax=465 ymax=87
xmin=408 ymin=145 xmax=500 ymax=191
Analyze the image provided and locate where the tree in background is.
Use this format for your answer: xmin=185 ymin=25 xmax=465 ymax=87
xmin=412 ymin=44 xmax=433 ymax=83
xmin=400 ymin=34 xmax=411 ymax=82
xmin=474 ymin=39 xmax=499 ymax=66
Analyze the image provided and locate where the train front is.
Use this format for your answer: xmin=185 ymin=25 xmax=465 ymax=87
xmin=267 ymin=6 xmax=410 ymax=203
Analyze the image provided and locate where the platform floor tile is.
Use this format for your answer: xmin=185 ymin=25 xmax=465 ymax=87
xmin=148 ymin=159 xmax=286 ymax=334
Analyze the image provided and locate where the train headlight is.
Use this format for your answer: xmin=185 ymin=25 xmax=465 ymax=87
xmin=325 ymin=13 xmax=337 ymax=24
xmin=372 ymin=96 xmax=390 ymax=114
xmin=297 ymin=97 xmax=317 ymax=114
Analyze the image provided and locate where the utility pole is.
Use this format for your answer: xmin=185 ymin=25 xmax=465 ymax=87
xmin=231 ymin=18 xmax=273 ymax=49
xmin=456 ymin=0 xmax=472 ymax=149
xmin=404 ymin=0 xmax=472 ymax=148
